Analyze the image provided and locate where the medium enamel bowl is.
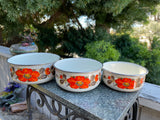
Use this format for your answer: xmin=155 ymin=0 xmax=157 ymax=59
xmin=54 ymin=58 xmax=102 ymax=92
xmin=103 ymin=61 xmax=148 ymax=92
xmin=8 ymin=53 xmax=60 ymax=84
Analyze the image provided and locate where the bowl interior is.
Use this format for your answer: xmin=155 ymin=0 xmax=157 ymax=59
xmin=8 ymin=53 xmax=60 ymax=65
xmin=103 ymin=61 xmax=148 ymax=76
xmin=54 ymin=58 xmax=102 ymax=73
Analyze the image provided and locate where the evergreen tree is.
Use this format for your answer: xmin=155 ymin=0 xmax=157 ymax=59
xmin=1 ymin=0 xmax=160 ymax=45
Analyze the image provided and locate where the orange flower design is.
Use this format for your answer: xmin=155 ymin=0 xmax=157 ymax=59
xmin=10 ymin=68 xmax=13 ymax=72
xmin=45 ymin=68 xmax=51 ymax=75
xmin=115 ymin=78 xmax=135 ymax=89
xmin=16 ymin=68 xmax=40 ymax=82
xmin=67 ymin=76 xmax=91 ymax=89
xmin=140 ymin=78 xmax=144 ymax=84
xmin=60 ymin=75 xmax=63 ymax=79
xmin=95 ymin=75 xmax=99 ymax=82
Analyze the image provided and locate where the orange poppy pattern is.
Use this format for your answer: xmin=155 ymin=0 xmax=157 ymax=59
xmin=45 ymin=68 xmax=51 ymax=75
xmin=115 ymin=78 xmax=135 ymax=89
xmin=60 ymin=75 xmax=63 ymax=79
xmin=67 ymin=76 xmax=91 ymax=89
xmin=140 ymin=78 xmax=144 ymax=84
xmin=95 ymin=75 xmax=99 ymax=82
xmin=16 ymin=68 xmax=40 ymax=82
xmin=10 ymin=68 xmax=13 ymax=72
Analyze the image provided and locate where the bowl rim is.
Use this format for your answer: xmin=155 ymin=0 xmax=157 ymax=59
xmin=7 ymin=52 xmax=60 ymax=66
xmin=54 ymin=58 xmax=102 ymax=73
xmin=103 ymin=61 xmax=149 ymax=77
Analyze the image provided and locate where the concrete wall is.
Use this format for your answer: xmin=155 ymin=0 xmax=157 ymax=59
xmin=0 ymin=46 xmax=27 ymax=99
xmin=139 ymin=106 xmax=160 ymax=120
xmin=0 ymin=55 xmax=11 ymax=91
xmin=0 ymin=46 xmax=12 ymax=91
xmin=138 ymin=83 xmax=160 ymax=120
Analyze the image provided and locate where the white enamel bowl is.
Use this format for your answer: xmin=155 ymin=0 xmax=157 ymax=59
xmin=8 ymin=53 xmax=60 ymax=84
xmin=103 ymin=61 xmax=148 ymax=92
xmin=54 ymin=58 xmax=102 ymax=92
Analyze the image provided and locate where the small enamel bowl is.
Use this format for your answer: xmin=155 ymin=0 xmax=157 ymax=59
xmin=54 ymin=58 xmax=102 ymax=92
xmin=103 ymin=61 xmax=148 ymax=92
xmin=7 ymin=53 xmax=60 ymax=84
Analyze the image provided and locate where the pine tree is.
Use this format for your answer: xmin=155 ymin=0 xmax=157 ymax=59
xmin=0 ymin=0 xmax=160 ymax=44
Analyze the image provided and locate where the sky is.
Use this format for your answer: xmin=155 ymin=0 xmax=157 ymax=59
xmin=78 ymin=16 xmax=95 ymax=28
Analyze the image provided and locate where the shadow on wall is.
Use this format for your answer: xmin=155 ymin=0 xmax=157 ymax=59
xmin=0 ymin=55 xmax=12 ymax=91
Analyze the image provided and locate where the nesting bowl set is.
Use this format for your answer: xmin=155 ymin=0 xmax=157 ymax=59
xmin=7 ymin=53 xmax=148 ymax=92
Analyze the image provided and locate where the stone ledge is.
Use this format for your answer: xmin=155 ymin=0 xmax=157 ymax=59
xmin=139 ymin=82 xmax=160 ymax=111
xmin=0 ymin=46 xmax=12 ymax=58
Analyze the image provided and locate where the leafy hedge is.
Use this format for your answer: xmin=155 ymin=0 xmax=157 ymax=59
xmin=85 ymin=40 xmax=120 ymax=63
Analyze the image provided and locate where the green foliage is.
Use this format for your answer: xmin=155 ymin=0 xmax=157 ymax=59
xmin=112 ymin=34 xmax=160 ymax=85
xmin=151 ymin=37 xmax=160 ymax=50
xmin=1 ymin=0 xmax=160 ymax=44
xmin=36 ymin=26 xmax=59 ymax=53
xmin=145 ymin=37 xmax=160 ymax=85
xmin=85 ymin=33 xmax=160 ymax=85
xmin=146 ymin=49 xmax=160 ymax=85
xmin=85 ymin=40 xmax=120 ymax=63
xmin=36 ymin=27 xmax=95 ymax=57
xmin=112 ymin=34 xmax=150 ymax=66
xmin=59 ymin=27 xmax=95 ymax=57
xmin=36 ymin=27 xmax=112 ymax=57
xmin=0 ymin=0 xmax=60 ymax=22
xmin=78 ymin=0 xmax=160 ymax=31
xmin=60 ymin=27 xmax=112 ymax=57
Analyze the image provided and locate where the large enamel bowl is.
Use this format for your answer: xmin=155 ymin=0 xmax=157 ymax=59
xmin=103 ymin=61 xmax=148 ymax=92
xmin=54 ymin=58 xmax=102 ymax=92
xmin=8 ymin=53 xmax=60 ymax=84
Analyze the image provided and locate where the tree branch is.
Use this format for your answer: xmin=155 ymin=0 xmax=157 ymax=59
xmin=71 ymin=9 xmax=83 ymax=30
xmin=39 ymin=0 xmax=68 ymax=28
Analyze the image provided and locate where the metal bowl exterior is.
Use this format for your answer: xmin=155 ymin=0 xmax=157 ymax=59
xmin=103 ymin=70 xmax=146 ymax=92
xmin=8 ymin=53 xmax=60 ymax=84
xmin=9 ymin=63 xmax=56 ymax=84
xmin=102 ymin=61 xmax=148 ymax=92
xmin=55 ymin=68 xmax=102 ymax=92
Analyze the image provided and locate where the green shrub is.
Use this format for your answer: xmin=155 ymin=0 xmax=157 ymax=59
xmin=112 ymin=34 xmax=150 ymax=66
xmin=151 ymin=37 xmax=160 ymax=50
xmin=145 ymin=37 xmax=160 ymax=85
xmin=85 ymin=40 xmax=120 ymax=63
xmin=146 ymin=49 xmax=160 ymax=85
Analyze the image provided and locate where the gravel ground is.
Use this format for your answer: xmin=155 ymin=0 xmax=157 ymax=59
xmin=0 ymin=109 xmax=48 ymax=120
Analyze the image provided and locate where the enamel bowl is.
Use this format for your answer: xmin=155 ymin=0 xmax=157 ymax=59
xmin=7 ymin=53 xmax=60 ymax=84
xmin=54 ymin=58 xmax=102 ymax=92
xmin=103 ymin=61 xmax=148 ymax=92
